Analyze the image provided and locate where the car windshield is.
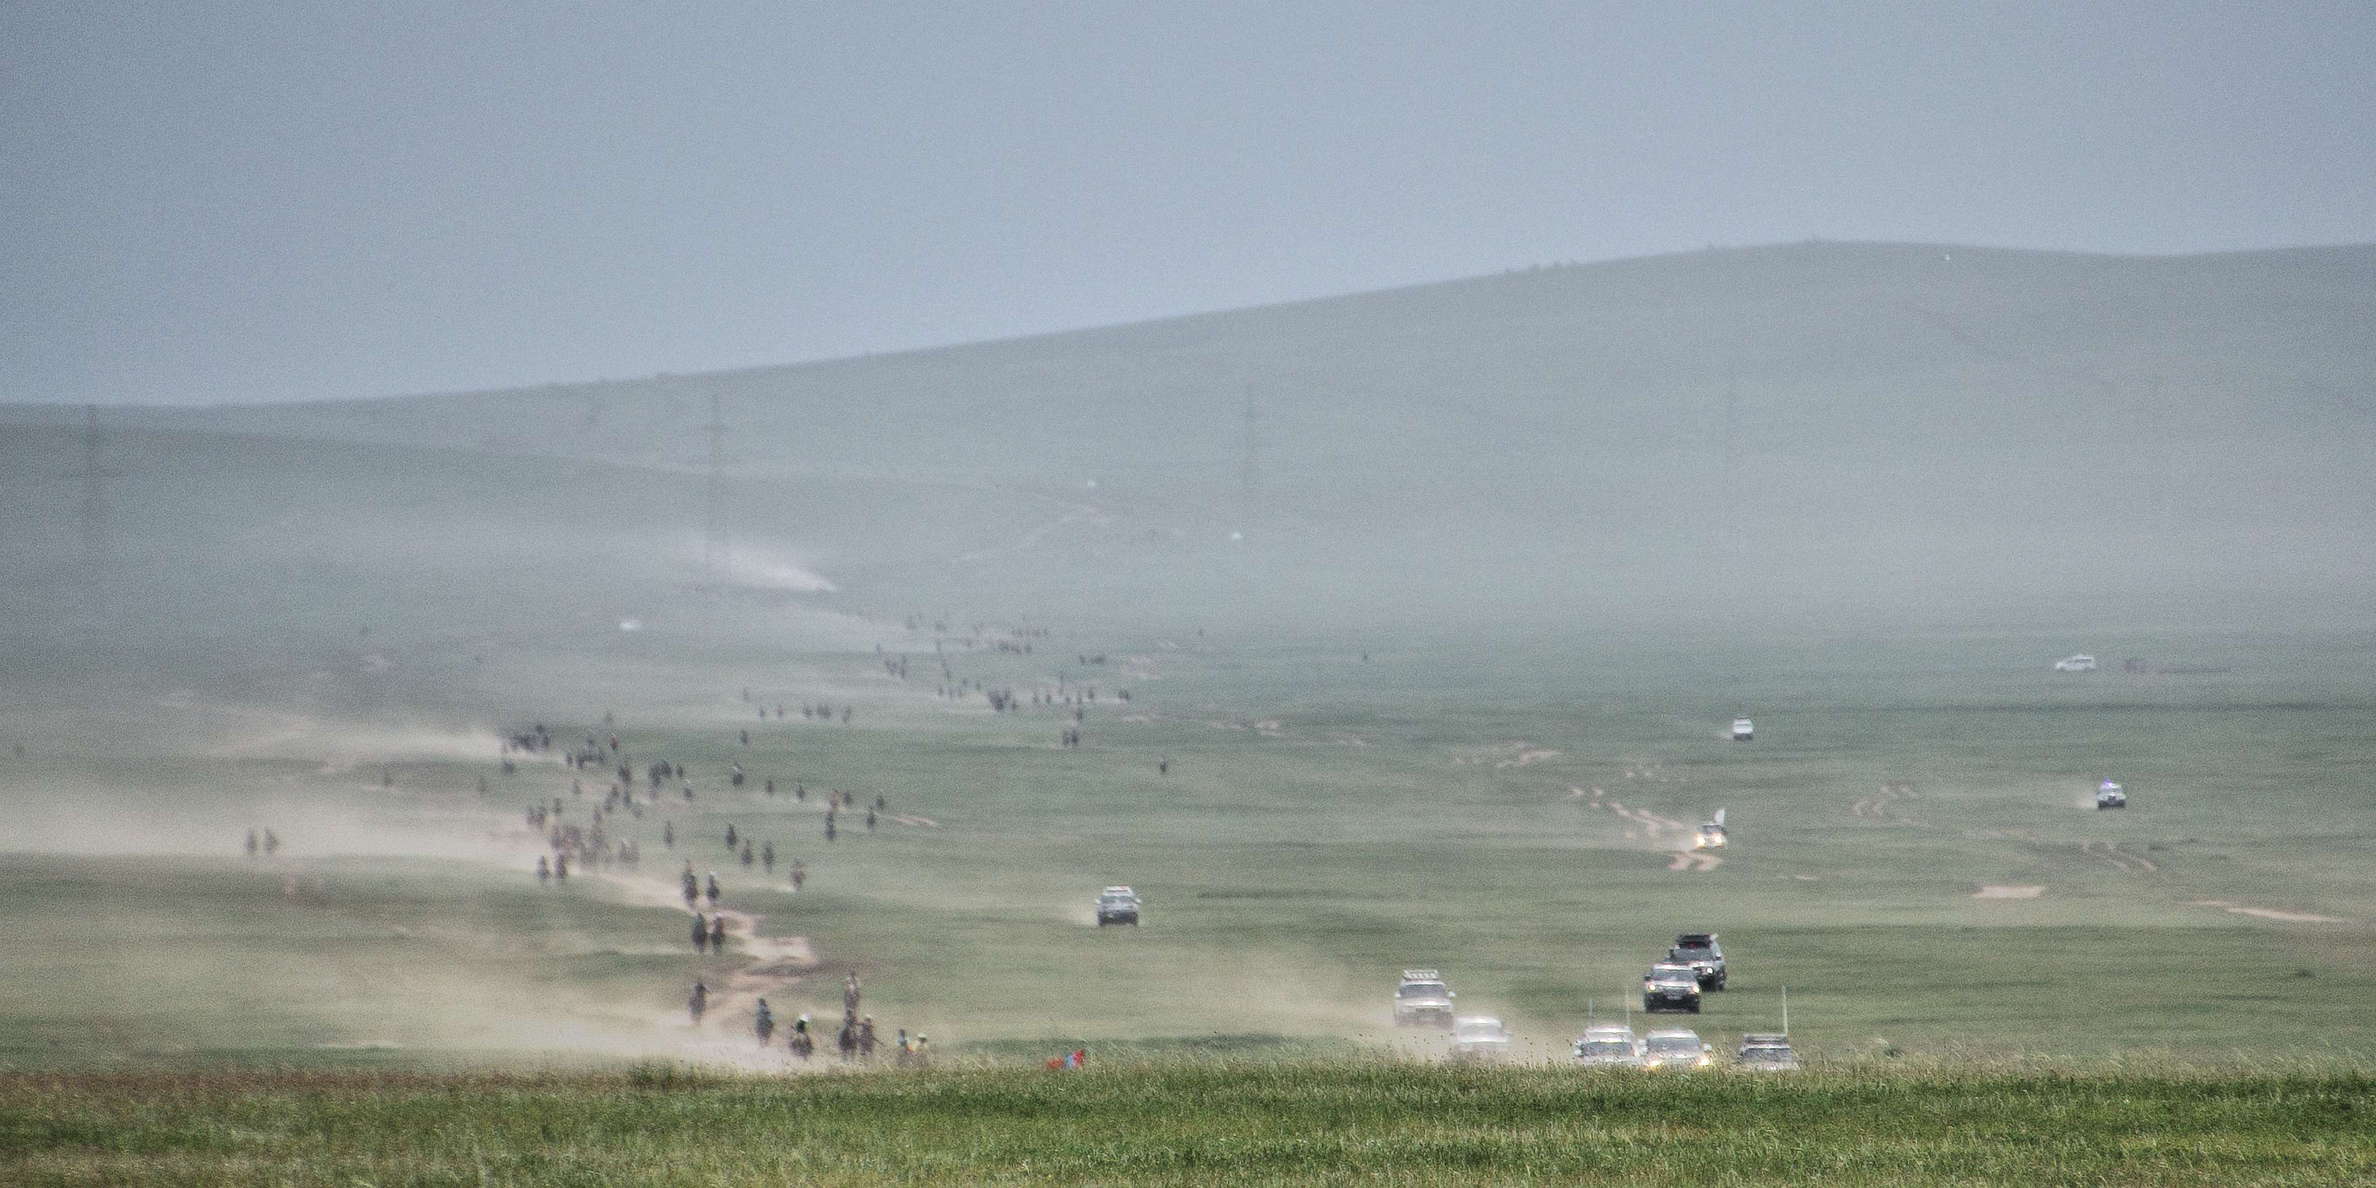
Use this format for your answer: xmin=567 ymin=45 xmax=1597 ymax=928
xmin=1740 ymin=1046 xmax=1794 ymax=1064
xmin=1649 ymin=968 xmax=1695 ymax=982
xmin=1673 ymin=945 xmax=1715 ymax=958
xmin=1398 ymin=983 xmax=1447 ymax=998
xmin=1099 ymin=895 xmax=1133 ymax=904
xmin=1645 ymin=1035 xmax=1701 ymax=1056
xmin=1455 ymin=1024 xmax=1505 ymax=1040
xmin=1578 ymin=1040 xmax=1633 ymax=1056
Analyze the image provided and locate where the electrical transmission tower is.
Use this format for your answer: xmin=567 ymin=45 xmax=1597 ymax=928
xmin=701 ymin=391 xmax=731 ymax=586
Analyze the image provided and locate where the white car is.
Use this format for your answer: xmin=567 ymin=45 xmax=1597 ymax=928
xmin=1449 ymin=1016 xmax=1512 ymax=1061
xmin=2054 ymin=654 xmax=2098 ymax=672
xmin=1694 ymin=809 xmax=1728 ymax=850
xmin=2095 ymin=780 xmax=2128 ymax=810
xmin=1735 ymin=1033 xmax=1800 ymax=1071
xmin=1641 ymin=1028 xmax=1714 ymax=1070
xmin=1394 ymin=970 xmax=1456 ymax=1028
xmin=1573 ymin=1024 xmax=1644 ymax=1068
xmin=1730 ymin=717 xmax=1755 ymax=742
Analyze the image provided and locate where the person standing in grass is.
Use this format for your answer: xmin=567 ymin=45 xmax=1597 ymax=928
xmin=708 ymin=914 xmax=726 ymax=952
xmin=691 ymin=913 xmax=708 ymax=953
xmin=858 ymin=1016 xmax=877 ymax=1058
xmin=688 ymin=981 xmax=707 ymax=1024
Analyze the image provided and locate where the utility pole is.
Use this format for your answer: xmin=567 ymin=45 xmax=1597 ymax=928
xmin=701 ymin=391 xmax=730 ymax=587
xmin=71 ymin=405 xmax=125 ymax=614
xmin=1238 ymin=382 xmax=1261 ymax=531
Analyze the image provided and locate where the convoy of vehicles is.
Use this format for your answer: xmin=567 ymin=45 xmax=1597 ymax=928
xmin=1394 ymin=970 xmax=1457 ymax=1028
xmin=1095 ymin=886 xmax=1141 ymax=926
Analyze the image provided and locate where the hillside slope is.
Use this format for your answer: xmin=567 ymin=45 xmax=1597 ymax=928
xmin=5 ymin=242 xmax=2372 ymax=633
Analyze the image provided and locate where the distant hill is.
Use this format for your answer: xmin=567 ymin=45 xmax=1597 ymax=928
xmin=4 ymin=241 xmax=2372 ymax=654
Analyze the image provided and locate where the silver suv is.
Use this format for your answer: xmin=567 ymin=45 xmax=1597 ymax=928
xmin=1394 ymin=970 xmax=1456 ymax=1028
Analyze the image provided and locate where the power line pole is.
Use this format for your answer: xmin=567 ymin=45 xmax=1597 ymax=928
xmin=71 ymin=405 xmax=125 ymax=614
xmin=1239 ymin=382 xmax=1261 ymax=530
xmin=701 ymin=391 xmax=730 ymax=587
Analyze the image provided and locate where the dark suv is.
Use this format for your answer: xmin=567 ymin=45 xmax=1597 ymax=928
xmin=1668 ymin=933 xmax=1727 ymax=990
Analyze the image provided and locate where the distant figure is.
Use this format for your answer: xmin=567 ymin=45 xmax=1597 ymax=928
xmin=764 ymin=778 xmax=776 ymax=797
xmin=664 ymin=821 xmax=675 ymax=848
xmin=912 ymin=1034 xmax=929 ymax=1066
xmin=795 ymin=781 xmax=806 ymax=802
xmin=707 ymin=914 xmax=726 ymax=951
xmin=838 ymin=1019 xmax=857 ymax=1061
xmin=865 ymin=808 xmax=877 ymax=832
xmin=895 ymin=1028 xmax=910 ymax=1065
xmin=263 ymin=829 xmax=280 ymax=856
xmin=755 ymin=999 xmax=774 ymax=1045
xmin=688 ymin=981 xmax=708 ymax=1024
xmin=790 ymin=860 xmax=806 ymax=891
xmin=553 ymin=853 xmax=569 ymax=881
xmin=843 ymin=972 xmax=861 ymax=1018
xmin=740 ymin=841 xmax=754 ymax=867
xmin=825 ymin=817 xmax=836 ymax=842
xmin=858 ymin=1016 xmax=877 ymax=1058
xmin=705 ymin=872 xmax=721 ymax=907
xmin=874 ymin=795 xmax=886 ymax=811
xmin=762 ymin=842 xmax=775 ymax=872
xmin=791 ymin=1014 xmax=813 ymax=1060
xmin=1158 ymin=758 xmax=1170 ymax=776
xmin=244 ymin=829 xmax=258 ymax=857
xmin=681 ymin=870 xmax=699 ymax=908
xmin=739 ymin=730 xmax=750 ymax=747
xmin=536 ymin=855 xmax=550 ymax=884
xmin=725 ymin=824 xmax=737 ymax=849
xmin=691 ymin=913 xmax=709 ymax=953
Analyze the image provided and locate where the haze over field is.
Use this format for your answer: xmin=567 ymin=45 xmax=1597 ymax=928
xmin=6 ymin=241 xmax=2374 ymax=661
xmin=3 ymin=19 xmax=2375 ymax=1185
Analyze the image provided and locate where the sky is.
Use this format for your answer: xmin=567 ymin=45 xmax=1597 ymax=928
xmin=3 ymin=1 xmax=2372 ymax=407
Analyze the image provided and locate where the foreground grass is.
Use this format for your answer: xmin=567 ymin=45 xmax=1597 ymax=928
xmin=2 ymin=1062 xmax=2370 ymax=1185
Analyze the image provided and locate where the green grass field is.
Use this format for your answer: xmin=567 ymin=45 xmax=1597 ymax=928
xmin=3 ymin=240 xmax=2373 ymax=1179
xmin=4 ymin=625 xmax=2370 ymax=1077
xmin=5 ymin=1063 xmax=2370 ymax=1185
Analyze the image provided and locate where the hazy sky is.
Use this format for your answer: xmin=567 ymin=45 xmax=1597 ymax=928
xmin=5 ymin=1 xmax=2372 ymax=407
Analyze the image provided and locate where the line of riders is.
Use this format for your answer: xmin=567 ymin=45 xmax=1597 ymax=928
xmin=688 ymin=974 xmax=927 ymax=1065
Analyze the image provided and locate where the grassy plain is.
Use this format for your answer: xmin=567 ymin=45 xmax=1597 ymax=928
xmin=4 ymin=1063 xmax=2371 ymax=1185
xmin=3 ymin=624 xmax=2371 ymax=1073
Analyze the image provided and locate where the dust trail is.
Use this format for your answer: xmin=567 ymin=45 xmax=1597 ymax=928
xmin=2189 ymin=899 xmax=2348 ymax=923
xmin=594 ymin=872 xmax=820 ymax=1036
